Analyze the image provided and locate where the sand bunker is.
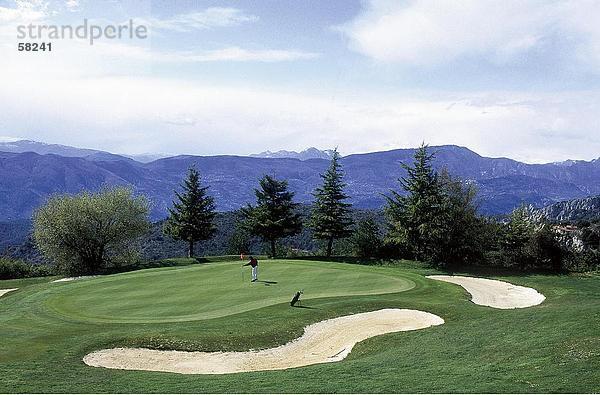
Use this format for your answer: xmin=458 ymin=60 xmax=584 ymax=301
xmin=0 ymin=288 xmax=18 ymax=298
xmin=84 ymin=309 xmax=444 ymax=374
xmin=52 ymin=276 xmax=94 ymax=283
xmin=427 ymin=275 xmax=545 ymax=309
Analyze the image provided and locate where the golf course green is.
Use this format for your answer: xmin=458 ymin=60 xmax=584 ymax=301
xmin=45 ymin=260 xmax=414 ymax=323
xmin=0 ymin=259 xmax=599 ymax=393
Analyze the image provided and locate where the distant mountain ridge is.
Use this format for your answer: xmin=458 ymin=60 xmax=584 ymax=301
xmin=250 ymin=147 xmax=335 ymax=160
xmin=0 ymin=139 xmax=110 ymax=157
xmin=1 ymin=141 xmax=600 ymax=221
xmin=530 ymin=195 xmax=600 ymax=222
xmin=0 ymin=139 xmax=167 ymax=163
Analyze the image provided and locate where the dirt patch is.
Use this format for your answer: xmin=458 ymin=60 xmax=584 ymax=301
xmin=427 ymin=275 xmax=545 ymax=309
xmin=84 ymin=309 xmax=444 ymax=374
xmin=0 ymin=288 xmax=18 ymax=298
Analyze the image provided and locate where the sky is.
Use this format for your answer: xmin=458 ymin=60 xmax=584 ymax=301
xmin=0 ymin=0 xmax=599 ymax=163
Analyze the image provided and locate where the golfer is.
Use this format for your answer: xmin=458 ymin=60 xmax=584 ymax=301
xmin=242 ymin=256 xmax=259 ymax=282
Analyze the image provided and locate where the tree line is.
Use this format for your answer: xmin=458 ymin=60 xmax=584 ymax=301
xmin=23 ymin=144 xmax=600 ymax=276
xmin=164 ymin=150 xmax=352 ymax=259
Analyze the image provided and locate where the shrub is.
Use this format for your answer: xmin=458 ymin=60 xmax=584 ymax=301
xmin=352 ymin=216 xmax=383 ymax=258
xmin=0 ymin=258 xmax=54 ymax=280
xmin=33 ymin=187 xmax=150 ymax=275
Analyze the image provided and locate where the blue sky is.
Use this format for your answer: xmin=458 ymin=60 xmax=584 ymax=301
xmin=1 ymin=0 xmax=599 ymax=162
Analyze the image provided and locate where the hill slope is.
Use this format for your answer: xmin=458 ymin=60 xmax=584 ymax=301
xmin=530 ymin=195 xmax=600 ymax=222
xmin=1 ymin=145 xmax=599 ymax=220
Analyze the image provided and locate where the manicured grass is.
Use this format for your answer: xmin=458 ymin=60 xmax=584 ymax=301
xmin=45 ymin=260 xmax=413 ymax=323
xmin=0 ymin=259 xmax=598 ymax=393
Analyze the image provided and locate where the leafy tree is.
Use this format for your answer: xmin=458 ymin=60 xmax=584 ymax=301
xmin=309 ymin=150 xmax=354 ymax=256
xmin=164 ymin=167 xmax=216 ymax=258
xmin=241 ymin=175 xmax=302 ymax=257
xmin=352 ymin=216 xmax=382 ymax=258
xmin=33 ymin=187 xmax=150 ymax=275
xmin=385 ymin=143 xmax=445 ymax=262
xmin=530 ymin=224 xmax=564 ymax=272
xmin=484 ymin=207 xmax=564 ymax=272
xmin=580 ymin=222 xmax=600 ymax=250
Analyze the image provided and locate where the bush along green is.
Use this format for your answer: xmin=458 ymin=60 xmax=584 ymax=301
xmin=33 ymin=187 xmax=150 ymax=276
xmin=352 ymin=216 xmax=383 ymax=258
xmin=0 ymin=257 xmax=54 ymax=280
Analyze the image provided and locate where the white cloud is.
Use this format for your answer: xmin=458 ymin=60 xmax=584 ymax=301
xmin=0 ymin=0 xmax=47 ymax=24
xmin=93 ymin=43 xmax=318 ymax=63
xmin=142 ymin=7 xmax=258 ymax=32
xmin=0 ymin=135 xmax=23 ymax=142
xmin=33 ymin=40 xmax=319 ymax=64
xmin=0 ymin=2 xmax=312 ymax=68
xmin=0 ymin=74 xmax=598 ymax=163
xmin=338 ymin=0 xmax=600 ymax=68
xmin=64 ymin=0 xmax=79 ymax=12
xmin=167 ymin=47 xmax=319 ymax=62
xmin=0 ymin=0 xmax=598 ymax=164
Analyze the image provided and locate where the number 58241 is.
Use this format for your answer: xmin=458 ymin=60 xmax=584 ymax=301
xmin=18 ymin=42 xmax=52 ymax=51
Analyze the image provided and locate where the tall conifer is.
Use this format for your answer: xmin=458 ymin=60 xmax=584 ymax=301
xmin=241 ymin=175 xmax=302 ymax=257
xmin=310 ymin=150 xmax=353 ymax=257
xmin=385 ymin=143 xmax=445 ymax=261
xmin=164 ymin=167 xmax=216 ymax=257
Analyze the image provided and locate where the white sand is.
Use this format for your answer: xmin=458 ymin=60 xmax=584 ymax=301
xmin=52 ymin=276 xmax=94 ymax=283
xmin=427 ymin=275 xmax=545 ymax=309
xmin=0 ymin=288 xmax=18 ymax=297
xmin=84 ymin=308 xmax=444 ymax=374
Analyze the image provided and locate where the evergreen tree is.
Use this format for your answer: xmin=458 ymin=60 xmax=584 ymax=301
xmin=385 ymin=143 xmax=445 ymax=262
xmin=502 ymin=206 xmax=536 ymax=270
xmin=164 ymin=167 xmax=216 ymax=258
xmin=309 ymin=150 xmax=354 ymax=256
xmin=352 ymin=216 xmax=382 ymax=258
xmin=241 ymin=175 xmax=302 ymax=257
xmin=436 ymin=170 xmax=487 ymax=267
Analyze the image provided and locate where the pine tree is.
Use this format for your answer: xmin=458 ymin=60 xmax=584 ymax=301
xmin=436 ymin=169 xmax=486 ymax=266
xmin=385 ymin=143 xmax=445 ymax=262
xmin=164 ymin=167 xmax=216 ymax=258
xmin=310 ymin=150 xmax=354 ymax=257
xmin=241 ymin=175 xmax=302 ymax=257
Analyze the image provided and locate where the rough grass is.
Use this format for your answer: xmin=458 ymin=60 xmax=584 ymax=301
xmin=0 ymin=259 xmax=598 ymax=393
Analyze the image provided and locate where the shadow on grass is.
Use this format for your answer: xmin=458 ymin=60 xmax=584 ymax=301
xmin=292 ymin=305 xmax=317 ymax=309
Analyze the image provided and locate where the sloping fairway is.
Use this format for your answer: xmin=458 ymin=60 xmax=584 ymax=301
xmin=0 ymin=260 xmax=599 ymax=393
xmin=45 ymin=261 xmax=413 ymax=323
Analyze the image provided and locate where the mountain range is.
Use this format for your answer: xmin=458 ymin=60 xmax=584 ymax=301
xmin=530 ymin=195 xmax=600 ymax=222
xmin=1 ymin=140 xmax=600 ymax=221
xmin=250 ymin=147 xmax=335 ymax=160
xmin=0 ymin=139 xmax=167 ymax=163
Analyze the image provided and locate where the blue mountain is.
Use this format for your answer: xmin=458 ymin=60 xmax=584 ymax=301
xmin=0 ymin=143 xmax=599 ymax=220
